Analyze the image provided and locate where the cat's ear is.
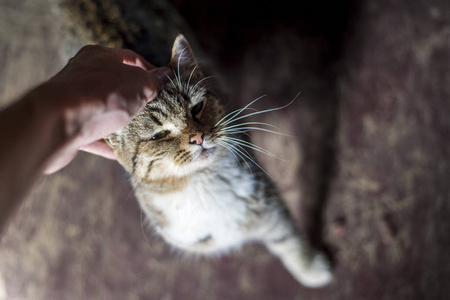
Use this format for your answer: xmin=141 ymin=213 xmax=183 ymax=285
xmin=170 ymin=34 xmax=197 ymax=70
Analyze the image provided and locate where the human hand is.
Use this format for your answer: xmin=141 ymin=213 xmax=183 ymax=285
xmin=34 ymin=45 xmax=170 ymax=174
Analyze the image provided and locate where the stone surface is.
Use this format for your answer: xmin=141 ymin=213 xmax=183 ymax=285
xmin=0 ymin=0 xmax=449 ymax=299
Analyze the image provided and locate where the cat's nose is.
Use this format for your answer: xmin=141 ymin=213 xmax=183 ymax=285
xmin=189 ymin=131 xmax=204 ymax=145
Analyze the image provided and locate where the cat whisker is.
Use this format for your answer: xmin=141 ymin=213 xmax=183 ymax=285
xmin=219 ymin=126 xmax=296 ymax=138
xmin=140 ymin=209 xmax=153 ymax=250
xmin=217 ymin=142 xmax=244 ymax=169
xmin=218 ymin=140 xmax=252 ymax=173
xmin=187 ymin=64 xmax=199 ymax=93
xmin=120 ymin=179 xmax=140 ymax=208
xmin=191 ymin=76 xmax=215 ymax=94
xmin=212 ymin=108 xmax=258 ymax=132
xmin=223 ymin=136 xmax=286 ymax=161
xmin=176 ymin=47 xmax=187 ymax=91
xmin=223 ymin=140 xmax=273 ymax=179
xmin=121 ymin=180 xmax=148 ymax=248
xmin=219 ymin=120 xmax=280 ymax=130
xmin=214 ymin=95 xmax=267 ymax=128
xmin=221 ymin=96 xmax=298 ymax=128
xmin=219 ymin=131 xmax=253 ymax=140
xmin=216 ymin=121 xmax=280 ymax=134
xmin=165 ymin=73 xmax=178 ymax=90
xmin=170 ymin=68 xmax=180 ymax=91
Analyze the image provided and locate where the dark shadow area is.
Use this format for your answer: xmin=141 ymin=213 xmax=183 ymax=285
xmin=168 ymin=0 xmax=360 ymax=250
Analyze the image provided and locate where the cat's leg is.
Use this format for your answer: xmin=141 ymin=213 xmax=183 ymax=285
xmin=261 ymin=216 xmax=333 ymax=288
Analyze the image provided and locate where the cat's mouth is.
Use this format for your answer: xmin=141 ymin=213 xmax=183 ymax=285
xmin=196 ymin=146 xmax=216 ymax=160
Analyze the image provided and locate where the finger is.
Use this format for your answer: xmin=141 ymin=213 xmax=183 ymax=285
xmin=43 ymin=151 xmax=78 ymax=174
xmin=117 ymin=66 xmax=160 ymax=107
xmin=115 ymin=48 xmax=156 ymax=71
xmin=75 ymin=45 xmax=155 ymax=71
xmin=79 ymin=140 xmax=117 ymax=160
xmin=150 ymin=67 xmax=173 ymax=84
xmin=133 ymin=67 xmax=173 ymax=104
xmin=122 ymin=56 xmax=152 ymax=71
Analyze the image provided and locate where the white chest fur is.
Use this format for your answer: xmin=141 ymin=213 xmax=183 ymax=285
xmin=140 ymin=160 xmax=256 ymax=253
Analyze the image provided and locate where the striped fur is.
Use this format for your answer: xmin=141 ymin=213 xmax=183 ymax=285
xmin=106 ymin=35 xmax=332 ymax=287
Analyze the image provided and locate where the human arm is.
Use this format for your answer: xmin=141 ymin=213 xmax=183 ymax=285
xmin=0 ymin=45 xmax=168 ymax=236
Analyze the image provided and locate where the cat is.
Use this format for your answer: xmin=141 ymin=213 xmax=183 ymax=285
xmin=105 ymin=34 xmax=332 ymax=288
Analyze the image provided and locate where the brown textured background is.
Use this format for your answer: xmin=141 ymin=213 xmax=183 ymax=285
xmin=0 ymin=0 xmax=449 ymax=299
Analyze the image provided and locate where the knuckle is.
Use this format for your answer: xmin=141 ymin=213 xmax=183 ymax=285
xmin=77 ymin=45 xmax=109 ymax=57
xmin=78 ymin=44 xmax=98 ymax=53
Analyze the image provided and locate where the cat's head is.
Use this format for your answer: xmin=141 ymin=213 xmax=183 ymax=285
xmin=106 ymin=35 xmax=226 ymax=182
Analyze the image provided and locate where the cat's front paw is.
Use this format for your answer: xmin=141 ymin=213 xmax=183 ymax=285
xmin=298 ymin=252 xmax=333 ymax=288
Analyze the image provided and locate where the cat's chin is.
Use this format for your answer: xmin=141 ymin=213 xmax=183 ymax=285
xmin=192 ymin=139 xmax=218 ymax=161
xmin=189 ymin=145 xmax=219 ymax=171
xmin=197 ymin=147 xmax=216 ymax=160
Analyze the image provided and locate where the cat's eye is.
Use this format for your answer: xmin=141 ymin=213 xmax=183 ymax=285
xmin=191 ymin=101 xmax=204 ymax=116
xmin=151 ymin=130 xmax=170 ymax=140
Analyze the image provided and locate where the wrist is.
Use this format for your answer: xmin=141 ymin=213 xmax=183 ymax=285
xmin=24 ymin=83 xmax=68 ymax=148
xmin=21 ymin=83 xmax=75 ymax=173
xmin=0 ymin=83 xmax=71 ymax=234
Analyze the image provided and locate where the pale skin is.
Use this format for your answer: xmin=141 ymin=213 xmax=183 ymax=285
xmin=0 ymin=45 xmax=170 ymax=236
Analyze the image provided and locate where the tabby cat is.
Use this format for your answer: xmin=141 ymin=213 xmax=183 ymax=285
xmin=106 ymin=35 xmax=332 ymax=287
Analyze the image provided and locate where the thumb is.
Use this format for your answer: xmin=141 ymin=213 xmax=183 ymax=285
xmin=79 ymin=139 xmax=116 ymax=160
